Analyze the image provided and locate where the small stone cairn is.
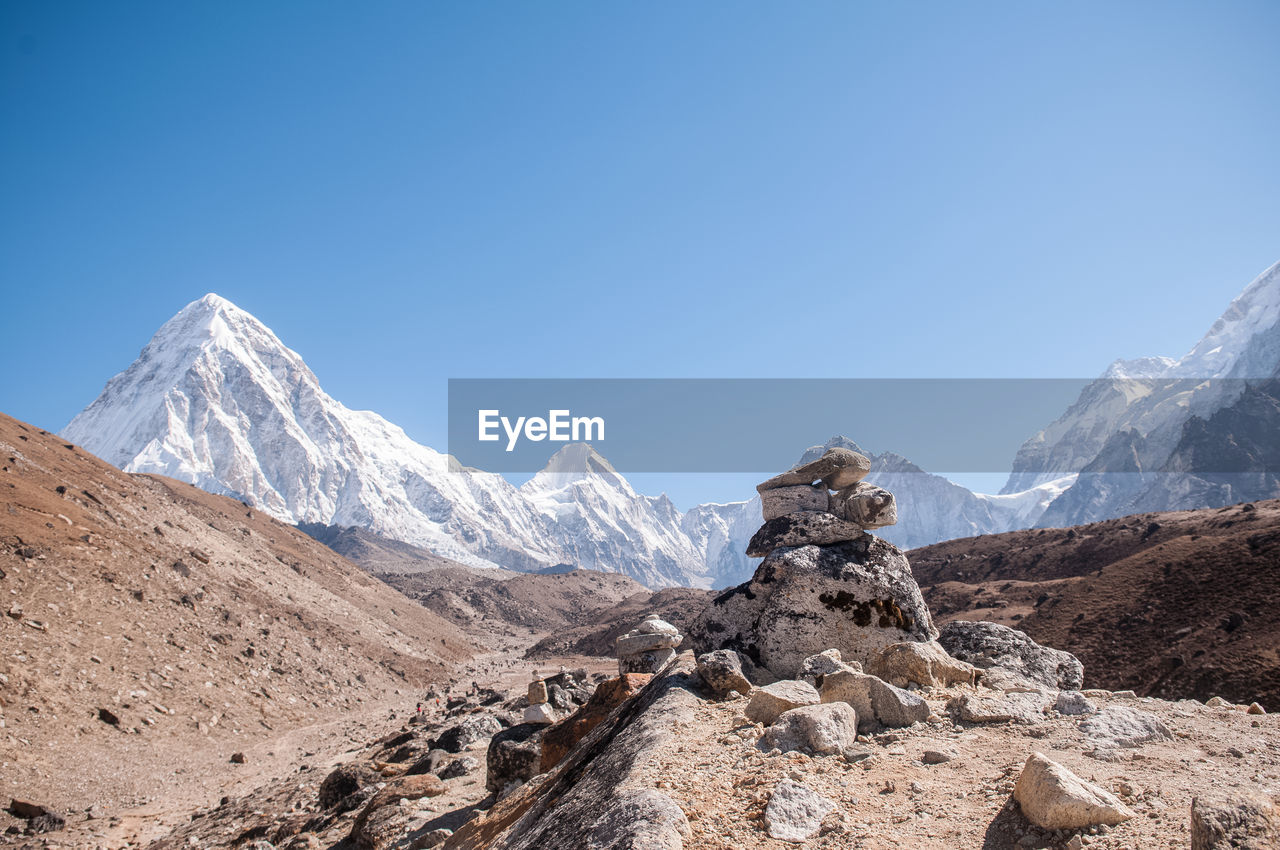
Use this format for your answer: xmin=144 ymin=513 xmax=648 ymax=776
xmin=523 ymin=673 xmax=557 ymax=725
xmin=615 ymin=617 xmax=682 ymax=675
xmin=748 ymin=447 xmax=896 ymax=556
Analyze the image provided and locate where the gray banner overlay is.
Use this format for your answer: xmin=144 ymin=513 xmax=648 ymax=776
xmin=448 ymin=378 xmax=1123 ymax=473
xmin=448 ymin=377 xmax=1280 ymax=473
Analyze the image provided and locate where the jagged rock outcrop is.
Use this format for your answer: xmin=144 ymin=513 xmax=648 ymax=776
xmin=447 ymin=654 xmax=702 ymax=850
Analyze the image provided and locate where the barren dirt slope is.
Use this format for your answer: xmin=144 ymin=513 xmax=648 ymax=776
xmin=911 ymin=499 xmax=1280 ymax=708
xmin=0 ymin=411 xmax=474 ymax=835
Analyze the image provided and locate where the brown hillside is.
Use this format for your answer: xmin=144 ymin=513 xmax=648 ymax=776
xmin=383 ymin=568 xmax=650 ymax=640
xmin=910 ymin=499 xmax=1280 ymax=708
xmin=0 ymin=412 xmax=473 ymax=832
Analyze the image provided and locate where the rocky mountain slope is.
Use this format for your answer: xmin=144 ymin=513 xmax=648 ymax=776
xmin=910 ymin=498 xmax=1280 ymax=708
xmin=0 ymin=411 xmax=473 ymax=839
xmin=1005 ymin=259 xmax=1280 ymax=524
xmin=61 ymin=294 xmax=566 ymax=574
xmin=297 ymin=523 xmax=475 ymax=575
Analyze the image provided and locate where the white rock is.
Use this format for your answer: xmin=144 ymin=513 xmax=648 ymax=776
xmin=764 ymin=780 xmax=836 ymax=842
xmin=760 ymin=703 xmax=858 ymax=755
xmin=869 ymin=640 xmax=977 ymax=688
xmin=1054 ymin=690 xmax=1098 ymax=716
xmin=1079 ymin=706 xmax=1173 ymax=748
xmin=947 ymin=692 xmax=1048 ymax=724
xmin=1014 ymin=752 xmax=1135 ymax=829
xmin=523 ymin=703 xmax=558 ymax=725
xmin=745 ymin=680 xmax=821 ymax=725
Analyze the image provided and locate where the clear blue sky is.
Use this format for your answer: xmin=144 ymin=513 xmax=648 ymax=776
xmin=2 ymin=2 xmax=1278 ymax=506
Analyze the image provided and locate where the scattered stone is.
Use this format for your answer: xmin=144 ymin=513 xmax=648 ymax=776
xmin=870 ymin=640 xmax=978 ymax=688
xmin=764 ymin=780 xmax=837 ymax=842
xmin=1207 ymin=696 xmax=1231 ymax=708
xmin=762 ymin=483 xmax=829 ymax=520
xmin=438 ymin=756 xmax=477 ymax=780
xmin=820 ymin=669 xmax=929 ymax=732
xmin=745 ymin=680 xmax=821 ymax=725
xmin=1014 ymin=752 xmax=1135 ymax=829
xmin=829 ymin=482 xmax=898 ymax=529
xmin=616 ymin=618 xmax=682 ymax=675
xmin=697 ymin=650 xmax=753 ymax=697
xmin=1080 ymin=706 xmax=1173 ymax=749
xmin=938 ymin=620 xmax=1084 ymax=690
xmin=1190 ymin=792 xmax=1280 ymax=849
xmin=760 ymin=703 xmax=859 ymax=755
xmin=689 ymin=534 xmax=936 ymax=678
xmin=434 ymin=713 xmax=502 ymax=752
xmin=756 ymin=447 xmax=871 ymax=493
xmin=745 ymin=511 xmax=869 ymax=556
xmin=528 ymin=678 xmax=548 ymax=705
xmin=7 ymin=800 xmax=65 ymax=834
xmin=230 ymin=752 xmax=247 ymax=764
xmin=922 ymin=749 xmax=954 ymax=765
xmin=1246 ymin=702 xmax=1266 ymax=715
xmin=796 ymin=649 xmax=861 ymax=688
xmin=97 ymin=707 xmax=120 ymax=727
xmin=1054 ymin=691 xmax=1099 ymax=716
xmin=947 ymin=692 xmax=1048 ymax=725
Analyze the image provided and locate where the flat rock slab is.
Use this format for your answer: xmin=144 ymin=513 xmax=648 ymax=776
xmin=761 ymin=484 xmax=829 ymax=521
xmin=1080 ymin=706 xmax=1173 ymax=749
xmin=765 ymin=780 xmax=837 ymax=842
xmin=746 ymin=680 xmax=821 ymax=725
xmin=1014 ymin=752 xmax=1135 ymax=830
xmin=948 ymin=691 xmax=1049 ymax=724
xmin=746 ymin=511 xmax=868 ymax=557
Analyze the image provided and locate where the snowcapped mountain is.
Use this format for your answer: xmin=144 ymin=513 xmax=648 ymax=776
xmin=67 ymin=262 xmax=1277 ymax=591
xmin=520 ymin=444 xmax=707 ymax=588
xmin=62 ymin=294 xmax=562 ymax=572
xmin=1005 ymin=259 xmax=1280 ymax=523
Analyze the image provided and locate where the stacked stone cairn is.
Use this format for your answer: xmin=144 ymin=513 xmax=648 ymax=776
xmin=523 ymin=674 xmax=557 ymax=725
xmin=747 ymin=446 xmax=896 ymax=557
xmin=615 ymin=617 xmax=682 ymax=675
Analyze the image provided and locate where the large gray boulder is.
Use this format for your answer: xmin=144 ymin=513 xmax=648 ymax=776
xmin=938 ymin=620 xmax=1084 ymax=690
xmin=688 ymin=536 xmax=936 ymax=681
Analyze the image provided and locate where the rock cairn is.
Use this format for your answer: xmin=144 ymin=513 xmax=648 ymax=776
xmin=523 ymin=674 xmax=557 ymax=725
xmin=615 ymin=617 xmax=682 ymax=675
xmin=690 ymin=447 xmax=934 ymax=680
xmin=747 ymin=446 xmax=896 ymax=557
